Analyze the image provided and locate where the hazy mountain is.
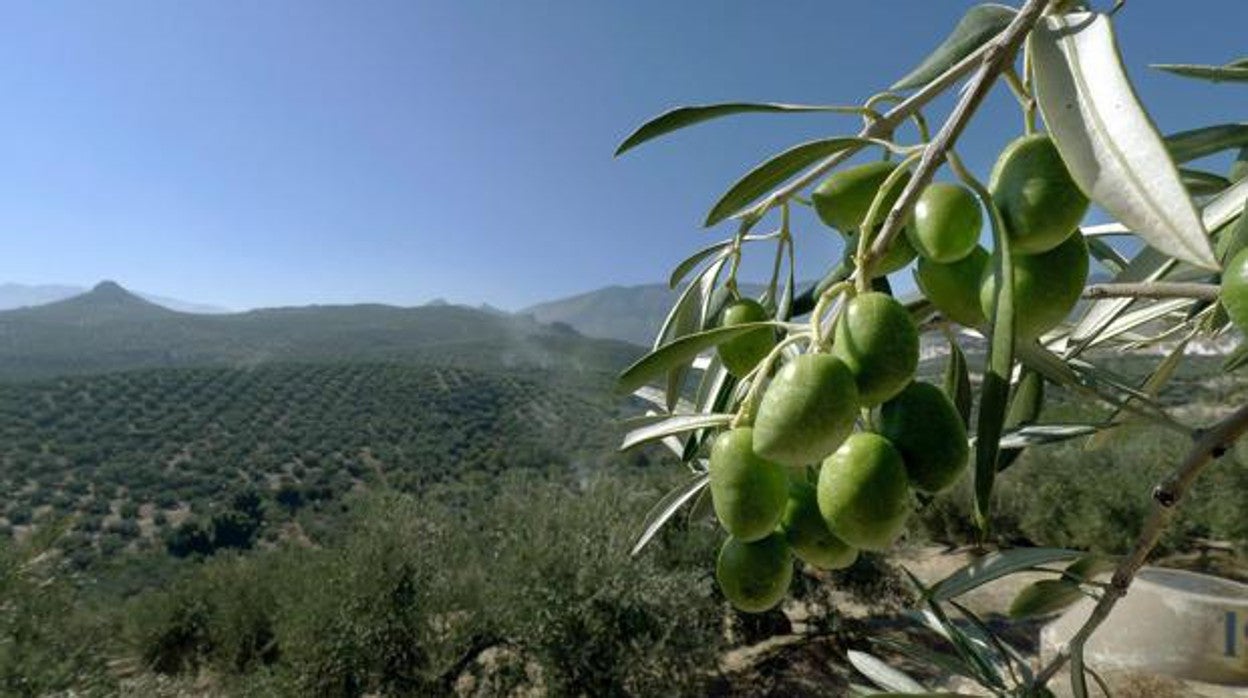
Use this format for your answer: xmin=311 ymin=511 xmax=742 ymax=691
xmin=521 ymin=282 xmax=773 ymax=346
xmin=0 ymin=281 xmax=230 ymax=313
xmin=0 ymin=281 xmax=640 ymax=381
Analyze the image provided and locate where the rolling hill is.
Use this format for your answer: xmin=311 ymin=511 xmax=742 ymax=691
xmin=0 ymin=281 xmax=641 ymax=381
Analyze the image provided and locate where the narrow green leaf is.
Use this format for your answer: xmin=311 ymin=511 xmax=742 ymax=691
xmin=891 ymin=4 xmax=1016 ymax=90
xmin=1086 ymin=237 xmax=1128 ymax=274
xmin=996 ymin=423 xmax=1101 ymax=450
xmin=869 ymin=638 xmax=980 ymax=684
xmin=615 ymin=102 xmax=864 ymax=156
xmin=1231 ymin=146 xmax=1248 ymax=183
xmin=1180 ymin=168 xmax=1231 ymax=196
xmin=1004 ymin=369 xmax=1044 ymax=429
xmin=1070 ymin=247 xmax=1175 ymax=350
xmin=1009 ymin=579 xmax=1084 ymax=618
xmin=943 ymin=337 xmax=973 ymax=428
xmin=973 ymin=192 xmax=1014 ymax=530
xmin=704 ymin=137 xmax=884 ymax=227
xmin=1216 ymin=210 xmax=1248 ymax=266
xmin=668 ymin=242 xmax=732 ymax=290
xmin=1205 ymin=176 xmax=1248 ymax=232
xmin=847 ymin=650 xmax=926 ymax=693
xmin=1165 ymin=123 xmax=1248 ymax=164
xmin=929 ymin=548 xmax=1083 ymax=601
xmin=995 ymin=369 xmax=1045 ymax=472
xmin=1031 ymin=13 xmax=1218 ymax=270
xmin=629 ymin=474 xmax=708 ymax=556
xmin=617 ymin=322 xmax=778 ymax=394
xmin=619 ymin=413 xmax=733 ymax=452
xmin=1225 ymin=341 xmax=1248 ymax=372
xmin=1063 ymin=554 xmax=1119 ymax=583
xmin=1152 ymin=63 xmax=1248 ymax=83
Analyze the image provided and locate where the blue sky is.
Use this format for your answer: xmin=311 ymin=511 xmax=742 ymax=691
xmin=0 ymin=2 xmax=1244 ymax=310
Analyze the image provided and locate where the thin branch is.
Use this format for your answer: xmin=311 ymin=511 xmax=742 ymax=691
xmin=753 ymin=28 xmax=1001 ymax=215
xmin=863 ymin=0 xmax=1049 ymax=275
xmin=1033 ymin=401 xmax=1248 ymax=688
xmin=1082 ymin=282 xmax=1219 ymax=301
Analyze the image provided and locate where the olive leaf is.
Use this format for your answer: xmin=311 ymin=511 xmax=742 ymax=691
xmin=1070 ymin=247 xmax=1176 ymax=351
xmin=870 ymin=637 xmax=983 ymax=685
xmin=943 ymin=337 xmax=973 ymax=428
xmin=629 ymin=474 xmax=709 ymax=556
xmin=970 ymin=184 xmax=1015 ymax=530
xmin=617 ymin=322 xmax=778 ymax=394
xmin=995 ymin=423 xmax=1101 ymax=450
xmin=619 ymin=413 xmax=733 ymax=452
xmin=667 ymin=242 xmax=732 ymax=290
xmin=1063 ymin=554 xmax=1119 ymax=583
xmin=1181 ymin=168 xmax=1231 ymax=197
xmin=1085 ymin=237 xmax=1128 ymax=274
xmin=891 ymin=4 xmax=1017 ymax=90
xmin=704 ymin=137 xmax=890 ymax=227
xmin=847 ymin=650 xmax=927 ymax=693
xmin=614 ymin=102 xmax=865 ymax=156
xmin=1152 ymin=61 xmax=1248 ymax=84
xmin=1008 ymin=579 xmax=1084 ymax=619
xmin=929 ymin=548 xmax=1084 ymax=601
xmin=1030 ymin=12 xmax=1218 ymax=270
xmin=1165 ymin=123 xmax=1248 ymax=164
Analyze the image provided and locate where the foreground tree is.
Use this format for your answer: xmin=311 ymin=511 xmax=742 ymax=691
xmin=615 ymin=2 xmax=1248 ymax=695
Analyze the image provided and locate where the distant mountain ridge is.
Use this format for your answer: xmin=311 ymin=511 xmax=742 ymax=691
xmin=0 ymin=282 xmax=640 ymax=381
xmin=0 ymin=281 xmax=229 ymax=314
xmin=521 ymin=282 xmax=774 ymax=346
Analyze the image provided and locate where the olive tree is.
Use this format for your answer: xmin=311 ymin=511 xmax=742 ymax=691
xmin=614 ymin=1 xmax=1248 ymax=695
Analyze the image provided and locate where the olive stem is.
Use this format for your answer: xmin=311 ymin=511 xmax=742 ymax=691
xmin=859 ymin=0 xmax=1050 ymax=283
xmin=1002 ymin=67 xmax=1036 ymax=134
xmin=744 ymin=29 xmax=1004 ymax=222
xmin=810 ymin=281 xmax=852 ymax=349
xmin=1081 ymin=282 xmax=1220 ymax=301
xmin=730 ymin=333 xmax=812 ymax=428
xmin=854 ymin=151 xmax=924 ymax=291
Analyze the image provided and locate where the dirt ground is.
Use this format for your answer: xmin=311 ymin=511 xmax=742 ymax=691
xmin=714 ymin=545 xmax=1248 ymax=697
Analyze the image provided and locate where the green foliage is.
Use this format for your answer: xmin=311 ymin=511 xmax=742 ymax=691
xmin=0 ymin=538 xmax=117 ymax=696
xmin=0 ymin=362 xmax=637 ymax=568
xmin=123 ymin=472 xmax=723 ymax=696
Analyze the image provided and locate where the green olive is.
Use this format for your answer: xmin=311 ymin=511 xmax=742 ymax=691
xmin=752 ymin=354 xmax=859 ymax=468
xmin=817 ymin=433 xmax=911 ymax=551
xmin=980 ymin=232 xmax=1089 ymax=342
xmin=813 ymin=161 xmax=910 ymax=233
xmin=989 ymin=134 xmax=1089 ymax=255
xmin=781 ymin=480 xmax=858 ymax=570
xmin=716 ymin=299 xmax=775 ymax=378
xmin=907 ymin=182 xmax=982 ymax=263
xmin=916 ymin=246 xmax=989 ymax=328
xmin=1221 ymin=246 xmax=1248 ymax=334
xmin=709 ymin=428 xmax=789 ymax=542
xmin=879 ymin=382 xmax=969 ymax=494
xmin=716 ymin=533 xmax=793 ymax=613
xmin=831 ymin=292 xmax=919 ymax=407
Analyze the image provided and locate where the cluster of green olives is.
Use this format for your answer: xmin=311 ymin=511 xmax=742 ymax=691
xmin=807 ymin=134 xmax=1090 ymax=341
xmin=706 ymin=133 xmax=1093 ymax=613
xmin=711 ymin=292 xmax=967 ymax=612
xmin=916 ymin=134 xmax=1091 ymax=341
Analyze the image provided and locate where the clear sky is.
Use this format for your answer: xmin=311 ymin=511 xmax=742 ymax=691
xmin=1 ymin=1 xmax=1244 ymax=310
